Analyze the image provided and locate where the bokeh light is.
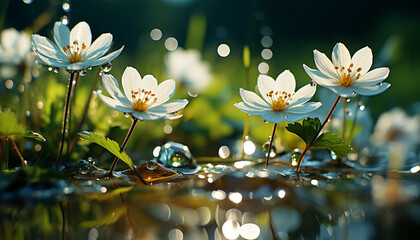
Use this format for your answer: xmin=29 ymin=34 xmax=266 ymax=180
xmin=217 ymin=44 xmax=230 ymax=57
xmin=150 ymin=28 xmax=162 ymax=41
xmin=165 ymin=37 xmax=178 ymax=51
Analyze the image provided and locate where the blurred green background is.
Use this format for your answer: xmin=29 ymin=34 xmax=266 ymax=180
xmin=1 ymin=0 xmax=419 ymax=168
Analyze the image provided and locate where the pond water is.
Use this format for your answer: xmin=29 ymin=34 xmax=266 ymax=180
xmin=1 ymin=150 xmax=420 ymax=240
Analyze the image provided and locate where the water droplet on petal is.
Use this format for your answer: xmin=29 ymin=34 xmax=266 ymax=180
xmin=123 ymin=112 xmax=131 ymax=118
xmin=101 ymin=62 xmax=112 ymax=73
xmin=87 ymin=67 xmax=93 ymax=71
xmin=48 ymin=67 xmax=53 ymax=72
xmin=80 ymin=69 xmax=87 ymax=76
xmin=77 ymin=159 xmax=94 ymax=174
xmin=352 ymin=91 xmax=357 ymax=96
xmin=53 ymin=67 xmax=60 ymax=74
xmin=310 ymin=81 xmax=316 ymax=87
xmin=346 ymin=98 xmax=351 ymax=103
xmin=378 ymin=82 xmax=383 ymax=86
xmin=147 ymin=160 xmax=158 ymax=170
xmin=359 ymin=104 xmax=366 ymax=111
xmin=262 ymin=141 xmax=277 ymax=158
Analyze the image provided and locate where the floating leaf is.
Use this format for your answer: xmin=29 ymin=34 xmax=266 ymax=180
xmin=23 ymin=131 xmax=46 ymax=142
xmin=312 ymin=132 xmax=352 ymax=156
xmin=78 ymin=131 xmax=134 ymax=168
xmin=285 ymin=118 xmax=321 ymax=144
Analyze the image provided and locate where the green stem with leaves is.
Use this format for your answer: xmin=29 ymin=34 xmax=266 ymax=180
xmin=108 ymin=118 xmax=146 ymax=185
xmin=265 ymin=123 xmax=277 ymax=167
xmin=57 ymin=71 xmax=79 ymax=168
xmin=295 ymin=96 xmax=341 ymax=172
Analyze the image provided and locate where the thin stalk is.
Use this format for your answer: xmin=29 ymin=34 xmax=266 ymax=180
xmin=57 ymin=71 xmax=79 ymax=168
xmin=59 ymin=202 xmax=66 ymax=240
xmin=348 ymin=97 xmax=361 ymax=141
xmin=67 ymin=67 xmax=101 ymax=157
xmin=240 ymin=115 xmax=250 ymax=159
xmin=295 ymin=96 xmax=341 ymax=172
xmin=108 ymin=118 xmax=147 ymax=185
xmin=0 ymin=134 xmax=6 ymax=171
xmin=268 ymin=210 xmax=279 ymax=240
xmin=265 ymin=123 xmax=277 ymax=167
xmin=113 ymin=182 xmax=137 ymax=236
xmin=65 ymin=76 xmax=78 ymax=161
xmin=342 ymin=97 xmax=347 ymax=141
xmin=9 ymin=136 xmax=27 ymax=167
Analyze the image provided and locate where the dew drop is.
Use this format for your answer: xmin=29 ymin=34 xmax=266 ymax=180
xmin=48 ymin=67 xmax=53 ymax=72
xmin=62 ymin=1 xmax=71 ymax=12
xmin=147 ymin=160 xmax=158 ymax=170
xmin=352 ymin=91 xmax=357 ymax=96
xmin=310 ymin=81 xmax=316 ymax=87
xmin=25 ymin=111 xmax=31 ymax=117
xmin=155 ymin=142 xmax=194 ymax=168
xmin=378 ymin=82 xmax=383 ymax=86
xmin=60 ymin=16 xmax=69 ymax=25
xmin=53 ymin=67 xmax=60 ymax=74
xmin=77 ymin=159 xmax=94 ymax=174
xmin=262 ymin=141 xmax=277 ymax=158
xmin=345 ymin=108 xmax=352 ymax=117
xmin=187 ymin=89 xmax=198 ymax=98
xmin=87 ymin=67 xmax=93 ymax=71
xmin=80 ymin=69 xmax=87 ymax=76
xmin=359 ymin=105 xmax=366 ymax=111
xmin=283 ymin=115 xmax=288 ymax=119
xmin=346 ymin=98 xmax=351 ymax=103
xmin=101 ymin=62 xmax=112 ymax=73
xmin=123 ymin=112 xmax=131 ymax=118
xmin=290 ymin=148 xmax=302 ymax=166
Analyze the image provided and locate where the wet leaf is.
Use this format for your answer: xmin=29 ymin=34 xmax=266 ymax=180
xmin=285 ymin=117 xmax=321 ymax=144
xmin=312 ymin=132 xmax=352 ymax=157
xmin=0 ymin=109 xmax=26 ymax=136
xmin=23 ymin=131 xmax=46 ymax=142
xmin=78 ymin=131 xmax=134 ymax=168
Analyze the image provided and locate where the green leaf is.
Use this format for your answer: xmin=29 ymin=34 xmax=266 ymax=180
xmin=0 ymin=109 xmax=26 ymax=136
xmin=285 ymin=118 xmax=321 ymax=144
xmin=23 ymin=131 xmax=46 ymax=142
xmin=78 ymin=131 xmax=134 ymax=168
xmin=80 ymin=207 xmax=126 ymax=228
xmin=312 ymin=132 xmax=352 ymax=156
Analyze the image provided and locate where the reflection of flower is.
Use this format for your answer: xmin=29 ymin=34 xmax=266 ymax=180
xmin=98 ymin=66 xmax=188 ymax=120
xmin=234 ymin=70 xmax=321 ymax=123
xmin=165 ymin=48 xmax=211 ymax=93
xmin=32 ymin=21 xmax=123 ymax=71
xmin=371 ymin=108 xmax=420 ymax=152
xmin=303 ymin=42 xmax=390 ymax=97
xmin=0 ymin=28 xmax=31 ymax=65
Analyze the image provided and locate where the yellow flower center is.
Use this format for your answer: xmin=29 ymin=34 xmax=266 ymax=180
xmin=62 ymin=40 xmax=87 ymax=63
xmin=266 ymin=90 xmax=291 ymax=111
xmin=335 ymin=63 xmax=362 ymax=87
xmin=131 ymin=89 xmax=157 ymax=112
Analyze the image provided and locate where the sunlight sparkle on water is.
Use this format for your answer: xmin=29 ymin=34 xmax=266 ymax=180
xmin=243 ymin=140 xmax=256 ymax=155
xmin=218 ymin=146 xmax=230 ymax=159
xmin=240 ymin=223 xmax=261 ymax=240
xmin=212 ymin=190 xmax=226 ymax=200
xmin=229 ymin=192 xmax=243 ymax=204
xmin=411 ymin=165 xmax=420 ymax=173
xmin=222 ymin=220 xmax=240 ymax=239
xmin=217 ymin=44 xmax=230 ymax=57
xmin=234 ymin=161 xmax=252 ymax=169
xmin=278 ymin=189 xmax=286 ymax=198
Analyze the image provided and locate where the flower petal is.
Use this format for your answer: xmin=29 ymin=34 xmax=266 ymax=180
xmin=275 ymin=70 xmax=296 ymax=93
xmin=66 ymin=46 xmax=124 ymax=71
xmin=286 ymin=102 xmax=322 ymax=114
xmin=234 ymin=102 xmax=268 ymax=115
xmin=148 ymin=99 xmax=188 ymax=114
xmin=53 ymin=21 xmax=70 ymax=52
xmin=34 ymin=50 xmax=69 ymax=68
xmin=282 ymin=113 xmax=312 ymax=122
xmin=239 ymin=88 xmax=270 ymax=109
xmin=303 ymin=64 xmax=340 ymax=87
xmin=122 ymin=66 xmax=142 ymax=100
xmin=84 ymin=33 xmax=112 ymax=60
xmin=351 ymin=46 xmax=372 ymax=76
xmin=332 ymin=43 xmax=351 ymax=68
xmin=313 ymin=50 xmax=337 ymax=79
xmin=353 ymin=67 xmax=389 ymax=86
xmin=97 ymin=91 xmax=134 ymax=113
xmin=70 ymin=21 xmax=92 ymax=49
xmin=102 ymin=73 xmax=132 ymax=106
xmin=260 ymin=111 xmax=286 ymax=123
xmin=32 ymin=34 xmax=68 ymax=61
xmin=327 ymin=85 xmax=356 ymax=98
xmin=353 ymin=82 xmax=390 ymax=96
xmin=151 ymin=78 xmax=175 ymax=107
xmin=288 ymin=83 xmax=317 ymax=106
xmin=132 ymin=111 xmax=182 ymax=121
xmin=257 ymin=74 xmax=276 ymax=103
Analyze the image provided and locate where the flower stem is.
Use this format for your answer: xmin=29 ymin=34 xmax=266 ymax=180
xmin=348 ymin=96 xmax=360 ymax=141
xmin=295 ymin=95 xmax=341 ymax=172
xmin=57 ymin=71 xmax=79 ymax=168
xmin=67 ymin=67 xmax=101 ymax=158
xmin=108 ymin=118 xmax=147 ymax=185
xmin=342 ymin=97 xmax=347 ymax=141
xmin=0 ymin=134 xmax=6 ymax=171
xmin=265 ymin=123 xmax=277 ymax=167
xmin=240 ymin=114 xmax=250 ymax=159
xmin=9 ymin=136 xmax=27 ymax=167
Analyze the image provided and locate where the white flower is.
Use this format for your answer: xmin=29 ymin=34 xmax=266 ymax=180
xmin=165 ymin=48 xmax=211 ymax=93
xmin=0 ymin=28 xmax=32 ymax=65
xmin=234 ymin=70 xmax=321 ymax=123
xmin=98 ymin=66 xmax=188 ymax=121
xmin=303 ymin=42 xmax=390 ymax=97
xmin=32 ymin=21 xmax=123 ymax=71
xmin=371 ymin=108 xmax=420 ymax=152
